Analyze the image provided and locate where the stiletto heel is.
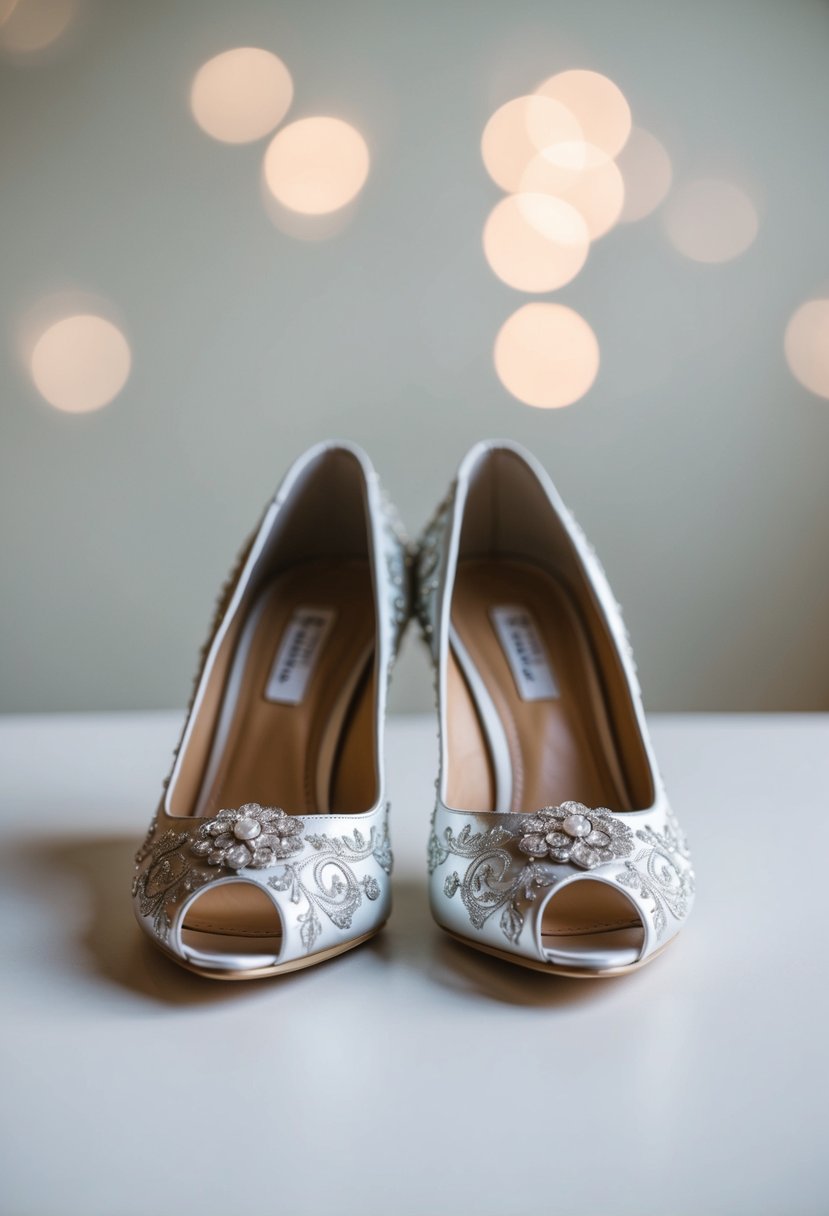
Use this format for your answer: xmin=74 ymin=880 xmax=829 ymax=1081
xmin=418 ymin=440 xmax=694 ymax=976
xmin=132 ymin=442 xmax=409 ymax=978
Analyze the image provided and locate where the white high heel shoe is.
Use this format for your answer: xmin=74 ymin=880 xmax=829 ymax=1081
xmin=418 ymin=440 xmax=694 ymax=977
xmin=132 ymin=441 xmax=409 ymax=979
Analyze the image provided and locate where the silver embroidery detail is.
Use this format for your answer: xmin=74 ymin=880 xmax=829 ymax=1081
xmin=414 ymin=481 xmax=456 ymax=642
xmin=431 ymin=803 xmax=692 ymax=949
xmin=133 ymin=807 xmax=392 ymax=949
xmin=268 ymin=822 xmax=392 ymax=952
xmin=429 ymin=821 xmax=558 ymax=946
xmin=134 ymin=815 xmax=159 ymax=867
xmin=377 ymin=477 xmax=412 ymax=653
xmin=615 ymin=812 xmax=695 ymax=939
xmin=132 ymin=829 xmax=214 ymax=941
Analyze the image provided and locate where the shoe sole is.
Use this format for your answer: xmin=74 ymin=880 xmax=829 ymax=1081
xmin=444 ymin=928 xmax=672 ymax=978
xmin=149 ymin=924 xmax=384 ymax=981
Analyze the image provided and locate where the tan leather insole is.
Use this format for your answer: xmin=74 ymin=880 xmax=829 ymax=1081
xmin=447 ymin=560 xmax=641 ymax=944
xmin=447 ymin=560 xmax=631 ymax=814
xmin=538 ymin=881 xmax=642 ymax=947
xmin=183 ymin=560 xmax=376 ymax=946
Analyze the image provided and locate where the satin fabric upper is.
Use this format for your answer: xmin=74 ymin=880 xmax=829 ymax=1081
xmin=131 ymin=441 xmax=408 ymax=972
xmin=418 ymin=440 xmax=695 ymax=969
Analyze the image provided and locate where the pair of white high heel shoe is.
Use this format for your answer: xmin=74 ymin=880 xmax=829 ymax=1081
xmin=132 ymin=440 xmax=694 ymax=979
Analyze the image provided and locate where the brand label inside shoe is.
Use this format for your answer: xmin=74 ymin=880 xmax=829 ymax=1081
xmin=490 ymin=606 xmax=559 ymax=701
xmin=265 ymin=607 xmax=336 ymax=705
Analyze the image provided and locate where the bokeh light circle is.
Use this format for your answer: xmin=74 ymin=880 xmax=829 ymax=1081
xmin=494 ymin=302 xmax=599 ymax=409
xmin=483 ymin=193 xmax=589 ymax=292
xmin=617 ymin=127 xmax=672 ymax=222
xmin=0 ymin=0 xmax=76 ymax=53
xmin=784 ymin=300 xmax=829 ymax=399
xmin=0 ymin=0 xmax=20 ymax=27
xmin=536 ymin=69 xmax=631 ymax=158
xmin=263 ymin=117 xmax=370 ymax=215
xmin=664 ymin=178 xmax=758 ymax=263
xmin=481 ymin=94 xmax=583 ymax=193
xmin=31 ymin=314 xmax=131 ymax=413
xmin=521 ymin=141 xmax=625 ymax=239
xmin=190 ymin=47 xmax=293 ymax=144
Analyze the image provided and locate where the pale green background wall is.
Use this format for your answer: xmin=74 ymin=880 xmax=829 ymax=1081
xmin=2 ymin=0 xmax=828 ymax=713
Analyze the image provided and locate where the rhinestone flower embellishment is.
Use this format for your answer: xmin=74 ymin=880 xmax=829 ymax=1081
xmin=191 ymin=803 xmax=305 ymax=870
xmin=518 ymin=801 xmax=633 ymax=870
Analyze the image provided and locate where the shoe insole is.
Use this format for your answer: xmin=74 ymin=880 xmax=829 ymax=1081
xmin=446 ymin=559 xmax=642 ymax=949
xmin=182 ymin=559 xmax=376 ymax=950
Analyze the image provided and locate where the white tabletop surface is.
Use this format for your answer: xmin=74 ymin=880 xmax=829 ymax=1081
xmin=1 ymin=711 xmax=827 ymax=1216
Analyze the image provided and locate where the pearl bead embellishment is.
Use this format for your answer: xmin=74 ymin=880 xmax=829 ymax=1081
xmin=562 ymin=813 xmax=591 ymax=838
xmin=233 ymin=817 xmax=262 ymax=841
xmin=518 ymin=802 xmax=635 ymax=869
